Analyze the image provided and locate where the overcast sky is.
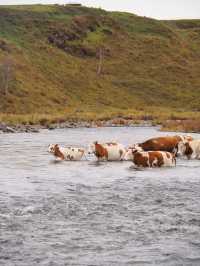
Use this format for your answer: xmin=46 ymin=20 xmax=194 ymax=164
xmin=0 ymin=0 xmax=200 ymax=20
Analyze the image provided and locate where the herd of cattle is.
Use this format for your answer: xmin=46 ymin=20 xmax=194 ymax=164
xmin=48 ymin=135 xmax=200 ymax=168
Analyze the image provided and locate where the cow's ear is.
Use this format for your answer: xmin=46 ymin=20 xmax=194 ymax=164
xmin=94 ymin=141 xmax=98 ymax=145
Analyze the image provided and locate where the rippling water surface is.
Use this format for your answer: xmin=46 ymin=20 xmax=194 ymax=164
xmin=1 ymin=127 xmax=200 ymax=266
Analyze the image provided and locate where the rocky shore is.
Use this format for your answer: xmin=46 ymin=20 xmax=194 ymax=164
xmin=0 ymin=123 xmax=41 ymax=133
xmin=0 ymin=119 xmax=153 ymax=133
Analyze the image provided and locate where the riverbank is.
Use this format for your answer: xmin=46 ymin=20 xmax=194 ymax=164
xmin=161 ymin=119 xmax=200 ymax=133
xmin=0 ymin=117 xmax=200 ymax=133
xmin=1 ymin=118 xmax=200 ymax=134
xmin=0 ymin=118 xmax=153 ymax=133
xmin=2 ymin=107 xmax=200 ymax=133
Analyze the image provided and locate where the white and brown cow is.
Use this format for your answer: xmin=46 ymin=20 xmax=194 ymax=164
xmin=88 ymin=141 xmax=126 ymax=161
xmin=132 ymin=135 xmax=193 ymax=154
xmin=124 ymin=147 xmax=176 ymax=167
xmin=48 ymin=144 xmax=85 ymax=161
xmin=176 ymin=139 xmax=200 ymax=159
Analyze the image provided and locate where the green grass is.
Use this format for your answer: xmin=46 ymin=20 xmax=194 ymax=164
xmin=0 ymin=4 xmax=200 ymax=125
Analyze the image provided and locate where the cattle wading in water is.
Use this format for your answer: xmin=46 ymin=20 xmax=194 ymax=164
xmin=88 ymin=141 xmax=126 ymax=161
xmin=48 ymin=144 xmax=85 ymax=161
xmin=124 ymin=147 xmax=176 ymax=168
xmin=131 ymin=135 xmax=193 ymax=154
xmin=176 ymin=139 xmax=200 ymax=159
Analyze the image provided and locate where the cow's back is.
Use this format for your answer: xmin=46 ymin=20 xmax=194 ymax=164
xmin=61 ymin=147 xmax=85 ymax=160
xmin=140 ymin=136 xmax=180 ymax=152
xmin=103 ymin=143 xmax=125 ymax=161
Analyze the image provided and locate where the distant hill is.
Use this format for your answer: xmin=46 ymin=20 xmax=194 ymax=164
xmin=0 ymin=4 xmax=200 ymax=123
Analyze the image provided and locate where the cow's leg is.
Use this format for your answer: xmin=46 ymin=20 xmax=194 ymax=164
xmin=152 ymin=158 xmax=158 ymax=167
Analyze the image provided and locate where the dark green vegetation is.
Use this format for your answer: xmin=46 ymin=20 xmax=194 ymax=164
xmin=0 ymin=4 xmax=200 ymax=125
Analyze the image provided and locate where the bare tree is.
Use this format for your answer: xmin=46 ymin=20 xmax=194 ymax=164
xmin=97 ymin=47 xmax=104 ymax=76
xmin=0 ymin=57 xmax=14 ymax=95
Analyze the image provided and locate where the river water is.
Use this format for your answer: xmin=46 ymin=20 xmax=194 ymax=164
xmin=0 ymin=126 xmax=200 ymax=266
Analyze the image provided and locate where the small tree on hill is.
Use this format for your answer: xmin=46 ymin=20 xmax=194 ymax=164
xmin=0 ymin=57 xmax=14 ymax=95
xmin=97 ymin=46 xmax=104 ymax=76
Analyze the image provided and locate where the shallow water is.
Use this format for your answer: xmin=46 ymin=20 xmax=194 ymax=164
xmin=0 ymin=127 xmax=200 ymax=266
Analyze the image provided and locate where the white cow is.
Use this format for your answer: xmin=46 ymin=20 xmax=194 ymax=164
xmin=88 ymin=141 xmax=126 ymax=161
xmin=48 ymin=144 xmax=85 ymax=161
xmin=177 ymin=139 xmax=200 ymax=159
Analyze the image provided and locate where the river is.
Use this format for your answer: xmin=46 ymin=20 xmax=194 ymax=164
xmin=0 ymin=126 xmax=200 ymax=265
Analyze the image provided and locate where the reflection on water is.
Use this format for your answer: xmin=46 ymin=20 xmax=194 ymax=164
xmin=0 ymin=127 xmax=200 ymax=266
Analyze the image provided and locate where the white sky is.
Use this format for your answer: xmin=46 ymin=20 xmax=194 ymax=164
xmin=0 ymin=0 xmax=200 ymax=20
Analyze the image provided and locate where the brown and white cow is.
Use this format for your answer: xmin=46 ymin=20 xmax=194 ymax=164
xmin=48 ymin=144 xmax=85 ymax=161
xmin=176 ymin=139 xmax=200 ymax=159
xmin=132 ymin=135 xmax=193 ymax=154
xmin=124 ymin=147 xmax=176 ymax=168
xmin=88 ymin=141 xmax=126 ymax=161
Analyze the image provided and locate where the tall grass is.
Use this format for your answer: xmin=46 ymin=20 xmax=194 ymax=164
xmin=1 ymin=108 xmax=200 ymax=126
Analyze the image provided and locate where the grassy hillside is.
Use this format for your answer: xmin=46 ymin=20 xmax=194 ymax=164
xmin=0 ymin=4 xmax=200 ymax=124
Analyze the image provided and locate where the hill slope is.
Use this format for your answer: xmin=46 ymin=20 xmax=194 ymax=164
xmin=0 ymin=4 xmax=200 ymax=123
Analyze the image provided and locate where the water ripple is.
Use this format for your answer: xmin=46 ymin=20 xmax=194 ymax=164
xmin=0 ymin=127 xmax=200 ymax=265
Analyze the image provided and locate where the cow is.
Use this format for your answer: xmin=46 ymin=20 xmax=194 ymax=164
xmin=124 ymin=147 xmax=176 ymax=168
xmin=88 ymin=141 xmax=126 ymax=161
xmin=48 ymin=144 xmax=85 ymax=161
xmin=176 ymin=139 xmax=200 ymax=159
xmin=131 ymin=135 xmax=193 ymax=154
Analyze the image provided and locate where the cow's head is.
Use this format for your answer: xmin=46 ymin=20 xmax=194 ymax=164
xmin=183 ymin=135 xmax=193 ymax=142
xmin=176 ymin=140 xmax=192 ymax=158
xmin=48 ymin=144 xmax=58 ymax=153
xmin=175 ymin=135 xmax=193 ymax=143
xmin=48 ymin=144 xmax=65 ymax=160
xmin=124 ymin=148 xmax=134 ymax=161
xmin=124 ymin=144 xmax=143 ymax=160
xmin=88 ymin=141 xmax=97 ymax=155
